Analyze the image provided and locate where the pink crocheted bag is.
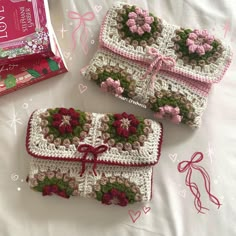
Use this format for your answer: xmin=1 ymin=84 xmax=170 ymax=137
xmin=83 ymin=2 xmax=232 ymax=128
xmin=26 ymin=108 xmax=163 ymax=206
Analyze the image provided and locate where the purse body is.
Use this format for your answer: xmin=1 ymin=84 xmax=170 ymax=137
xmin=83 ymin=2 xmax=232 ymax=127
xmin=26 ymin=108 xmax=163 ymax=206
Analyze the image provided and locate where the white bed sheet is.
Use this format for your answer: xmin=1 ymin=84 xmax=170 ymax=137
xmin=0 ymin=0 xmax=236 ymax=236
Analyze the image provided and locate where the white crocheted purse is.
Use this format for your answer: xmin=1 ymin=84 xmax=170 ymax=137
xmin=26 ymin=108 xmax=163 ymax=206
xmin=82 ymin=2 xmax=232 ymax=128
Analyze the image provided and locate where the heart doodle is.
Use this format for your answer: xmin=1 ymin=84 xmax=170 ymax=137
xmin=128 ymin=210 xmax=141 ymax=223
xmin=64 ymin=51 xmax=71 ymax=59
xmin=78 ymin=84 xmax=87 ymax=94
xmin=179 ymin=189 xmax=186 ymax=198
xmin=94 ymin=5 xmax=102 ymax=13
xmin=142 ymin=206 xmax=151 ymax=214
xmin=169 ymin=153 xmax=177 ymax=162
xmin=11 ymin=173 xmax=19 ymax=181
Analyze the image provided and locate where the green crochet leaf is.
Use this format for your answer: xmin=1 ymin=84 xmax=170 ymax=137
xmin=96 ymin=191 xmax=103 ymax=201
xmin=34 ymin=185 xmax=43 ymax=192
xmin=43 ymin=177 xmax=51 ymax=186
xmin=66 ymin=188 xmax=74 ymax=196
xmin=50 ymin=177 xmax=59 ymax=185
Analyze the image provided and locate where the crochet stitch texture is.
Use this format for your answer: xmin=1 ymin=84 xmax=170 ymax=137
xmin=26 ymin=108 xmax=163 ymax=206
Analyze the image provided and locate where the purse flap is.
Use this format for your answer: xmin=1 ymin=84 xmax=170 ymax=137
xmin=26 ymin=108 xmax=163 ymax=167
xmin=99 ymin=2 xmax=232 ymax=83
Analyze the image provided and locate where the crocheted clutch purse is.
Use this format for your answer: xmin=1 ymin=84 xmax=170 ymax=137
xmin=26 ymin=108 xmax=163 ymax=206
xmin=82 ymin=2 xmax=232 ymax=128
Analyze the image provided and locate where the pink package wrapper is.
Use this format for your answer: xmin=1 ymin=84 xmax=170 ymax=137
xmin=0 ymin=0 xmax=56 ymax=65
xmin=0 ymin=53 xmax=67 ymax=97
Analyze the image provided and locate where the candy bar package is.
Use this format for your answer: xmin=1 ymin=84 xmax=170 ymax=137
xmin=0 ymin=53 xmax=67 ymax=97
xmin=0 ymin=0 xmax=56 ymax=65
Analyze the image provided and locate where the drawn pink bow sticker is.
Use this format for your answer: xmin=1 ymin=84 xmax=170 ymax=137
xmin=178 ymin=152 xmax=221 ymax=214
xmin=68 ymin=11 xmax=95 ymax=55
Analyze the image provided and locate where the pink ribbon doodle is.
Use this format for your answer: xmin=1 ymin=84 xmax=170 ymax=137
xmin=77 ymin=144 xmax=108 ymax=176
xmin=68 ymin=11 xmax=95 ymax=55
xmin=177 ymin=152 xmax=221 ymax=214
xmin=143 ymin=47 xmax=175 ymax=87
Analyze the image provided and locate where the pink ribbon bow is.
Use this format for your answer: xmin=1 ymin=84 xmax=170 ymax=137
xmin=143 ymin=47 xmax=175 ymax=87
xmin=77 ymin=144 xmax=108 ymax=176
xmin=177 ymin=152 xmax=221 ymax=214
xmin=68 ymin=11 xmax=95 ymax=54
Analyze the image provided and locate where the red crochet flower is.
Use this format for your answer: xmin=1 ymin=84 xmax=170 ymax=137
xmin=102 ymin=188 xmax=129 ymax=206
xmin=57 ymin=190 xmax=70 ymax=199
xmin=42 ymin=185 xmax=69 ymax=198
xmin=52 ymin=108 xmax=80 ymax=134
xmin=42 ymin=185 xmax=53 ymax=196
xmin=112 ymin=112 xmax=139 ymax=138
xmin=42 ymin=184 xmax=59 ymax=196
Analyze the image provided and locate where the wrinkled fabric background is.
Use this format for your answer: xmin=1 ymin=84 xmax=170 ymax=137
xmin=0 ymin=0 xmax=235 ymax=235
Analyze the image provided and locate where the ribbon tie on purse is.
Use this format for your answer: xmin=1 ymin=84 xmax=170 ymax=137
xmin=177 ymin=152 xmax=221 ymax=214
xmin=68 ymin=11 xmax=95 ymax=54
xmin=77 ymin=144 xmax=108 ymax=176
xmin=143 ymin=47 xmax=176 ymax=87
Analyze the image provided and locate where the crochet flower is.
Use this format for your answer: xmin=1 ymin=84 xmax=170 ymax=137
xmin=31 ymin=171 xmax=78 ymax=199
xmin=126 ymin=7 xmax=154 ymax=35
xmin=101 ymin=77 xmax=124 ymax=95
xmin=102 ymin=188 xmax=129 ymax=207
xmin=186 ymin=29 xmax=214 ymax=56
xmin=154 ymin=105 xmax=182 ymax=124
xmin=113 ymin=112 xmax=139 ymax=138
xmin=52 ymin=108 xmax=80 ymax=134
xmin=42 ymin=185 xmax=59 ymax=196
xmin=42 ymin=185 xmax=70 ymax=198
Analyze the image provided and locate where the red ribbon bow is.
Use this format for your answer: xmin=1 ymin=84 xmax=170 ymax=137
xmin=177 ymin=152 xmax=221 ymax=214
xmin=68 ymin=11 xmax=95 ymax=54
xmin=77 ymin=144 xmax=108 ymax=176
xmin=143 ymin=47 xmax=175 ymax=87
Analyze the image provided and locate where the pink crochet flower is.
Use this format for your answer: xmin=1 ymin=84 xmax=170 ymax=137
xmin=154 ymin=105 xmax=182 ymax=124
xmin=126 ymin=7 xmax=154 ymax=35
xmin=186 ymin=29 xmax=214 ymax=56
xmin=101 ymin=77 xmax=124 ymax=95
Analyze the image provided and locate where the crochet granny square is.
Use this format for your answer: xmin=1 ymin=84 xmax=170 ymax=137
xmin=82 ymin=2 xmax=232 ymax=128
xmin=26 ymin=108 xmax=163 ymax=206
